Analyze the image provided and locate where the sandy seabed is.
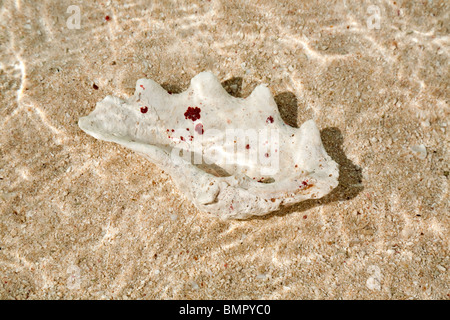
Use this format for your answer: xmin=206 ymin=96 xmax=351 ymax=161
xmin=0 ymin=0 xmax=448 ymax=299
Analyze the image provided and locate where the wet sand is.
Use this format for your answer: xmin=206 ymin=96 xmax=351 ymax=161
xmin=0 ymin=0 xmax=448 ymax=299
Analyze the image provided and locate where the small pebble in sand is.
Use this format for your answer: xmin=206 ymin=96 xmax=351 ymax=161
xmin=436 ymin=265 xmax=446 ymax=272
xmin=190 ymin=281 xmax=199 ymax=290
xmin=366 ymin=277 xmax=381 ymax=291
xmin=256 ymin=273 xmax=267 ymax=280
xmin=411 ymin=144 xmax=427 ymax=160
xmin=366 ymin=265 xmax=382 ymax=291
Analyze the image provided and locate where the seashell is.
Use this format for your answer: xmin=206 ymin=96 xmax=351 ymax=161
xmin=78 ymin=72 xmax=338 ymax=219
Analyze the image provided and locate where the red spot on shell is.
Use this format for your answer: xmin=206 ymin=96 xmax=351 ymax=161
xmin=140 ymin=84 xmax=145 ymax=90
xmin=195 ymin=123 xmax=204 ymax=135
xmin=171 ymin=129 xmax=174 ymax=132
xmin=92 ymin=84 xmax=99 ymax=90
xmin=140 ymin=106 xmax=148 ymax=113
xmin=184 ymin=106 xmax=201 ymax=121
xmin=180 ymin=136 xmax=184 ymax=141
xmin=302 ymin=181 xmax=308 ymax=186
xmin=266 ymin=116 xmax=274 ymax=124
xmin=246 ymin=144 xmax=250 ymax=149
xmin=105 ymin=15 xmax=111 ymax=21
xmin=265 ymin=153 xmax=269 ymax=158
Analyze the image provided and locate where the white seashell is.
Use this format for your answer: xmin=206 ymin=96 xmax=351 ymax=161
xmin=78 ymin=72 xmax=338 ymax=219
